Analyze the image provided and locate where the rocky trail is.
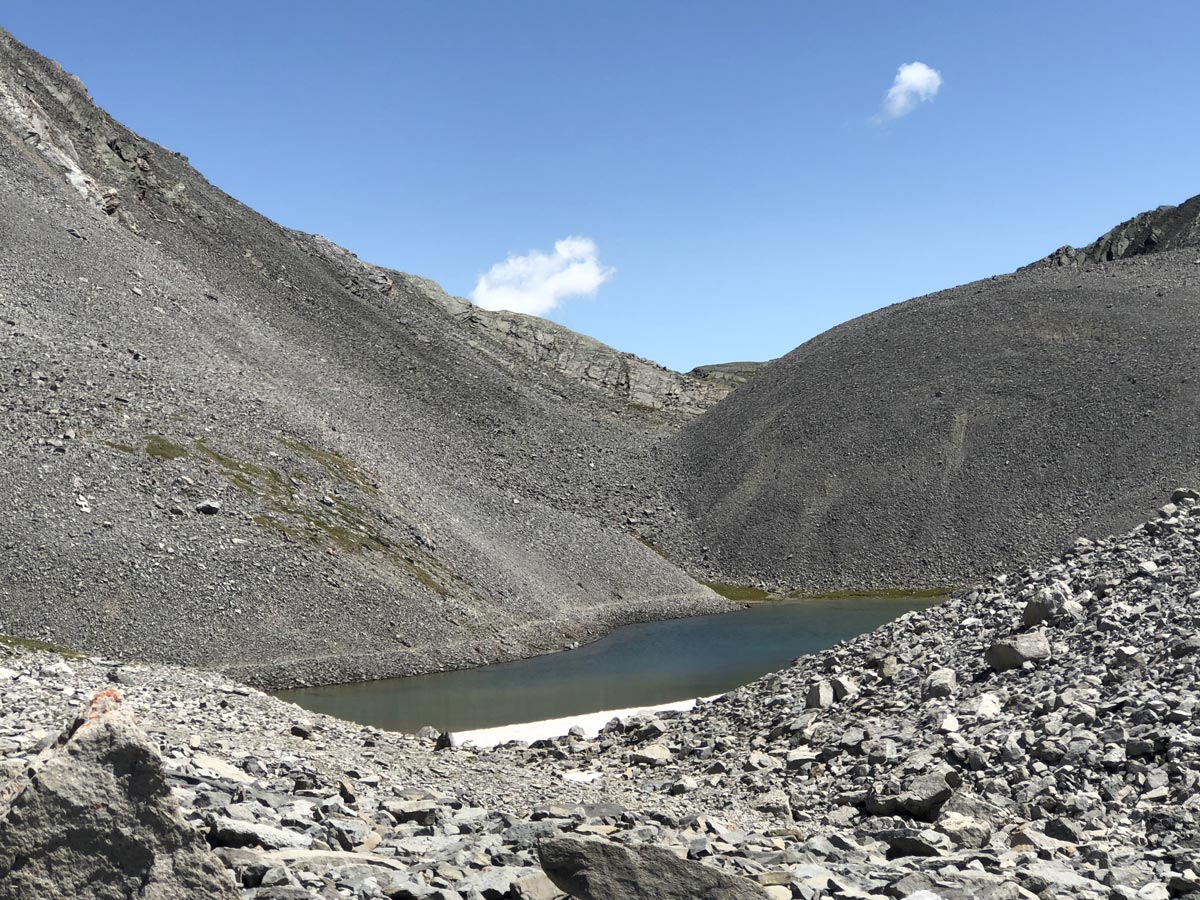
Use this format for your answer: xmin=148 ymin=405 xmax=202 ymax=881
xmin=4 ymin=491 xmax=1200 ymax=898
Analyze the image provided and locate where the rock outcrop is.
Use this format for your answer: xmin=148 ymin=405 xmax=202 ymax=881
xmin=1042 ymin=192 xmax=1200 ymax=266
xmin=687 ymin=361 xmax=767 ymax=390
xmin=300 ymin=235 xmax=729 ymax=417
xmin=0 ymin=689 xmax=236 ymax=900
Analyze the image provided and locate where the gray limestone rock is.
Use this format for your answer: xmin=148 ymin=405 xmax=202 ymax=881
xmin=0 ymin=689 xmax=238 ymax=899
xmin=922 ymin=668 xmax=957 ymax=700
xmin=806 ymin=680 xmax=834 ymax=709
xmin=538 ymin=836 xmax=768 ymax=900
xmin=986 ymin=631 xmax=1052 ymax=671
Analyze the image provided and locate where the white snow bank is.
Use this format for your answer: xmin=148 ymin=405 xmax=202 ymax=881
xmin=453 ymin=695 xmax=719 ymax=749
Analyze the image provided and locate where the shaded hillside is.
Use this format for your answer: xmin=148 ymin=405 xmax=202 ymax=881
xmin=670 ymin=194 xmax=1200 ymax=591
xmin=0 ymin=27 xmax=729 ymax=686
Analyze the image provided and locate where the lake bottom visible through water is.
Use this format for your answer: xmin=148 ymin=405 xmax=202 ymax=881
xmin=276 ymin=595 xmax=942 ymax=734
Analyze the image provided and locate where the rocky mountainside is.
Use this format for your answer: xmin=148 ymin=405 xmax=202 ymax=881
xmin=0 ymin=27 xmax=731 ymax=687
xmin=688 ymin=360 xmax=767 ymax=390
xmin=1042 ymin=194 xmax=1200 ymax=267
xmin=667 ymin=193 xmax=1200 ymax=592
xmin=301 ymin=236 xmax=732 ymax=418
xmin=3 ymin=491 xmax=1198 ymax=898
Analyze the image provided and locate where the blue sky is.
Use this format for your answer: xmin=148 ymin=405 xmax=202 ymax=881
xmin=6 ymin=3 xmax=1199 ymax=371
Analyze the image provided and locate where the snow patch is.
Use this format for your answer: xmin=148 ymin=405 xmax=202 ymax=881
xmin=452 ymin=695 xmax=718 ymax=749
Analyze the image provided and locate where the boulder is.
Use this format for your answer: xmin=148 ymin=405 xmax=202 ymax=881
xmin=1022 ymin=587 xmax=1064 ymax=626
xmin=805 ymin=680 xmax=834 ymax=709
xmin=208 ymin=816 xmax=313 ymax=850
xmin=538 ymin=836 xmax=768 ymax=899
xmin=0 ymin=689 xmax=238 ymax=899
xmin=986 ymin=632 xmax=1052 ymax=671
xmin=629 ymin=744 xmax=673 ymax=766
xmin=899 ymin=769 xmax=956 ymax=820
xmin=922 ymin=668 xmax=957 ymax=700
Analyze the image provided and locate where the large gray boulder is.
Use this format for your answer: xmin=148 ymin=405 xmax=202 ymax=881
xmin=0 ymin=689 xmax=238 ymax=900
xmin=538 ymin=836 xmax=768 ymax=900
xmin=986 ymin=631 xmax=1052 ymax=672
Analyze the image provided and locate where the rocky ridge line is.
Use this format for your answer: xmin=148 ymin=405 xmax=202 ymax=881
xmin=298 ymin=235 xmax=731 ymax=417
xmin=1042 ymin=194 xmax=1200 ymax=267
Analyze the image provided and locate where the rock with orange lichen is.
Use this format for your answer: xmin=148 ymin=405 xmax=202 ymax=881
xmin=0 ymin=689 xmax=237 ymax=900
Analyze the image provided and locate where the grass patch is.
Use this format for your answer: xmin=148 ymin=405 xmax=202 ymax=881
xmin=787 ymin=586 xmax=956 ymax=601
xmin=136 ymin=431 xmax=455 ymax=593
xmin=0 ymin=633 xmax=85 ymax=658
xmin=404 ymin=559 xmax=445 ymax=595
xmin=633 ymin=534 xmax=673 ymax=562
xmin=279 ymin=437 xmax=379 ymax=496
xmin=145 ymin=434 xmax=189 ymax=460
xmin=100 ymin=439 xmax=136 ymax=454
xmin=705 ymin=581 xmax=773 ymax=602
xmin=194 ymin=438 xmax=289 ymax=498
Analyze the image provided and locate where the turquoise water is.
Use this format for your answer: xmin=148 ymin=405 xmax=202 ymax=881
xmin=276 ymin=595 xmax=940 ymax=733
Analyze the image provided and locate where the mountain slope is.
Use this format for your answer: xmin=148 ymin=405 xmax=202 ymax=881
xmin=0 ymin=27 xmax=728 ymax=686
xmin=670 ymin=195 xmax=1200 ymax=591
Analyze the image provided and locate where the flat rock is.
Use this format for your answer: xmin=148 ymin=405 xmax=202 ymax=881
xmin=538 ymin=836 xmax=768 ymax=899
xmin=986 ymin=631 xmax=1052 ymax=671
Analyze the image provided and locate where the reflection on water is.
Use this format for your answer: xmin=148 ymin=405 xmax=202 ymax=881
xmin=276 ymin=595 xmax=942 ymax=733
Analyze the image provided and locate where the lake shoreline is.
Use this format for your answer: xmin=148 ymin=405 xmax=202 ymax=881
xmin=276 ymin=593 xmax=943 ymax=734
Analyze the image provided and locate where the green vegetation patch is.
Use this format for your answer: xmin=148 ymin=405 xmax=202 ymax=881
xmin=194 ymin=437 xmax=289 ymax=499
xmin=705 ymin=582 xmax=773 ymax=602
xmin=0 ymin=633 xmax=85 ymax=658
xmin=100 ymin=439 xmax=136 ymax=454
xmin=633 ymin=534 xmax=673 ymax=562
xmin=135 ymin=429 xmax=457 ymax=595
xmin=279 ymin=437 xmax=380 ymax=496
xmin=145 ymin=434 xmax=189 ymax=459
xmin=787 ymin=586 xmax=955 ymax=601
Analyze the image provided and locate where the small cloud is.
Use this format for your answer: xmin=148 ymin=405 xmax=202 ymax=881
xmin=471 ymin=236 xmax=615 ymax=317
xmin=877 ymin=61 xmax=943 ymax=121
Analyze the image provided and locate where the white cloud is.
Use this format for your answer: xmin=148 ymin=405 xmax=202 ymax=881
xmin=471 ymin=236 xmax=615 ymax=317
xmin=879 ymin=61 xmax=943 ymax=120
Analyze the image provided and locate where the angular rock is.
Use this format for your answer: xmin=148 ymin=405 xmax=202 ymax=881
xmin=208 ymin=815 xmax=313 ymax=851
xmin=538 ymin=836 xmax=768 ymax=899
xmin=831 ymin=675 xmax=858 ymax=701
xmin=629 ymin=743 xmax=673 ymax=766
xmin=936 ymin=812 xmax=992 ymax=849
xmin=0 ymin=689 xmax=238 ymax=899
xmin=513 ymin=872 xmax=563 ymax=900
xmin=878 ymin=828 xmax=951 ymax=858
xmin=806 ymin=680 xmax=834 ymax=709
xmin=986 ymin=631 xmax=1052 ymax=671
xmin=922 ymin=668 xmax=957 ymax=700
xmin=1171 ymin=635 xmax=1200 ymax=658
xmin=900 ymin=769 xmax=955 ymax=820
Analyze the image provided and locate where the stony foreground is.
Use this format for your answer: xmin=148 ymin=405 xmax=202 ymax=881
xmin=3 ymin=492 xmax=1200 ymax=899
